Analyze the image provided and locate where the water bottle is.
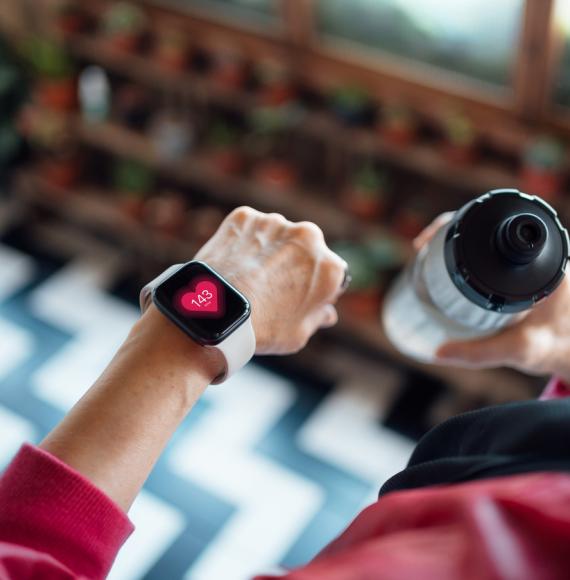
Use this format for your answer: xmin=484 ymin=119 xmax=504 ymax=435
xmin=383 ymin=189 xmax=570 ymax=362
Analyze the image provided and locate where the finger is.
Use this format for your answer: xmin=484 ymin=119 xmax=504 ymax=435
xmin=413 ymin=212 xmax=454 ymax=251
xmin=435 ymin=325 xmax=525 ymax=369
xmin=315 ymin=304 xmax=339 ymax=329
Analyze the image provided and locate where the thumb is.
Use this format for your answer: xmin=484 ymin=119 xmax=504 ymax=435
xmin=435 ymin=328 xmax=521 ymax=368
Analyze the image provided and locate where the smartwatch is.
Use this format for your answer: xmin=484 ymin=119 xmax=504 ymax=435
xmin=139 ymin=261 xmax=256 ymax=384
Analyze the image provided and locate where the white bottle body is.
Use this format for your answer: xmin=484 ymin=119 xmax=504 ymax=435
xmin=382 ymin=224 xmax=522 ymax=362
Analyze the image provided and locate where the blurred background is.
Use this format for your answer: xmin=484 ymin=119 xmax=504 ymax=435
xmin=0 ymin=0 xmax=569 ymax=578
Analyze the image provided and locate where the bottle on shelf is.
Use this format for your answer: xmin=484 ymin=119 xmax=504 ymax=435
xmin=79 ymin=66 xmax=111 ymax=123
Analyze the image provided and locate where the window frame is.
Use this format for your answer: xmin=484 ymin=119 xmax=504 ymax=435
xmin=141 ymin=0 xmax=566 ymax=138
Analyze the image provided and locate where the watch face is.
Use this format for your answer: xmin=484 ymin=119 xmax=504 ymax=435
xmin=153 ymin=262 xmax=250 ymax=345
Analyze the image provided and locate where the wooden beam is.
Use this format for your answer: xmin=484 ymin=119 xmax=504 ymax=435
xmin=513 ymin=0 xmax=557 ymax=120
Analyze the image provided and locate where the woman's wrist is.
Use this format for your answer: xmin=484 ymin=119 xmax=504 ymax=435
xmin=130 ymin=304 xmax=226 ymax=390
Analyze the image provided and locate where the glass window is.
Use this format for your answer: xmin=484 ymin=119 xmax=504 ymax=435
xmin=316 ymin=0 xmax=525 ymax=87
xmin=554 ymin=0 xmax=570 ymax=106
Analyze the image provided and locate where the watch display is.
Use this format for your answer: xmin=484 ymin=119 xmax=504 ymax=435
xmin=153 ymin=261 xmax=250 ymax=345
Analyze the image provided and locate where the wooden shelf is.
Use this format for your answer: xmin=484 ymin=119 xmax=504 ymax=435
xmin=13 ymin=167 xmax=538 ymax=397
xmin=72 ymin=116 xmax=409 ymax=251
xmin=15 ymin=171 xmax=196 ymax=262
xmin=67 ymin=33 xmax=522 ymax=201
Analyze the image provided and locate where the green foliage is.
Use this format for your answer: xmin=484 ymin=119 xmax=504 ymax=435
xmin=443 ymin=111 xmax=475 ymax=146
xmin=26 ymin=38 xmax=74 ymax=79
xmin=331 ymin=86 xmax=370 ymax=111
xmin=113 ymin=159 xmax=154 ymax=195
xmin=333 ymin=238 xmax=403 ymax=290
xmin=103 ymin=2 xmax=147 ymax=35
xmin=352 ymin=165 xmax=387 ymax=193
xmin=207 ymin=122 xmax=239 ymax=148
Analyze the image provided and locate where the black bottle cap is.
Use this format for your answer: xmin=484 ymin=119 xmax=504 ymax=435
xmin=444 ymin=189 xmax=570 ymax=313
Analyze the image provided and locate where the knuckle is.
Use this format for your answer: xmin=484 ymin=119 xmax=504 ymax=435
xmin=294 ymin=221 xmax=324 ymax=242
xmin=268 ymin=212 xmax=288 ymax=223
xmin=229 ymin=206 xmax=255 ymax=223
xmin=322 ymin=258 xmax=345 ymax=290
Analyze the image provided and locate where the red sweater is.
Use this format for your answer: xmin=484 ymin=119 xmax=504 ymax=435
xmin=0 ymin=379 xmax=569 ymax=580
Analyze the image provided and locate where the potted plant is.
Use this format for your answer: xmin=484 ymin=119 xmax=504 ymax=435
xmin=192 ymin=206 xmax=225 ymax=247
xmin=39 ymin=148 xmax=82 ymax=189
xmin=441 ymin=110 xmax=477 ymax=164
xmin=101 ymin=2 xmax=147 ymax=54
xmin=253 ymin=158 xmax=298 ymax=192
xmin=203 ymin=122 xmax=244 ymax=176
xmin=342 ymin=165 xmax=390 ymax=221
xmin=144 ymin=192 xmax=188 ymax=237
xmin=114 ymin=84 xmax=153 ymax=131
xmin=379 ymin=103 xmax=417 ymax=148
xmin=333 ymin=241 xmax=382 ymax=319
xmin=152 ymin=26 xmax=189 ymax=72
xmin=256 ymin=58 xmax=296 ymax=107
xmin=393 ymin=197 xmax=430 ymax=240
xmin=53 ymin=2 xmax=87 ymax=36
xmin=113 ymin=159 xmax=154 ymax=220
xmin=330 ymin=86 xmax=372 ymax=127
xmin=27 ymin=38 xmax=76 ymax=111
xmin=208 ymin=44 xmax=248 ymax=90
xmin=520 ymin=137 xmax=566 ymax=202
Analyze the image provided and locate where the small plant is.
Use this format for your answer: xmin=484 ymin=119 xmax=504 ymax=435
xmin=524 ymin=137 xmax=565 ymax=171
xmin=103 ymin=2 xmax=146 ymax=37
xmin=330 ymin=86 xmax=371 ymax=126
xmin=207 ymin=122 xmax=239 ymax=149
xmin=443 ymin=110 xmax=475 ymax=146
xmin=27 ymin=38 xmax=74 ymax=79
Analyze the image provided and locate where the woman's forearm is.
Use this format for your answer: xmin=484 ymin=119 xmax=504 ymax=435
xmin=39 ymin=306 xmax=224 ymax=511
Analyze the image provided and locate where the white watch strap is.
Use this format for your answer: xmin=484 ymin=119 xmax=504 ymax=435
xmin=139 ymin=264 xmax=184 ymax=312
xmin=212 ymin=317 xmax=255 ymax=384
xmin=139 ymin=263 xmax=256 ymax=384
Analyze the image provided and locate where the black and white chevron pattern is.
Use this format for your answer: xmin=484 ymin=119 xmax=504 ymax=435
xmin=0 ymin=223 xmax=416 ymax=580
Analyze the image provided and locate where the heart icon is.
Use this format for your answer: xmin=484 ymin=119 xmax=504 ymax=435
xmin=180 ymin=280 xmax=220 ymax=314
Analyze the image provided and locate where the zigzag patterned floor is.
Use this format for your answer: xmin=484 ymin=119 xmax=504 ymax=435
xmin=0 ymin=223 xmax=417 ymax=580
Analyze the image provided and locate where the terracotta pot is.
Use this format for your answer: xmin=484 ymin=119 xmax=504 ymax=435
xmin=259 ymin=85 xmax=296 ymax=107
xmin=206 ymin=149 xmax=244 ymax=175
xmin=154 ymin=48 xmax=187 ymax=72
xmin=380 ymin=124 xmax=416 ymax=148
xmin=36 ymin=78 xmax=77 ymax=111
xmin=40 ymin=157 xmax=81 ymax=189
xmin=109 ymin=33 xmax=141 ymax=54
xmin=520 ymin=167 xmax=563 ymax=202
xmin=253 ymin=160 xmax=297 ymax=191
xmin=120 ymin=196 xmax=146 ymax=221
xmin=342 ymin=187 xmax=387 ymax=221
xmin=394 ymin=210 xmax=426 ymax=240
xmin=211 ymin=65 xmax=247 ymax=90
xmin=57 ymin=14 xmax=85 ymax=36
xmin=145 ymin=195 xmax=188 ymax=236
xmin=340 ymin=289 xmax=381 ymax=319
xmin=442 ymin=143 xmax=477 ymax=165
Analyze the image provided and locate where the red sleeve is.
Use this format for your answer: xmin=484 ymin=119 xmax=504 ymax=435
xmin=539 ymin=377 xmax=570 ymax=400
xmin=0 ymin=444 xmax=133 ymax=580
xmin=256 ymin=472 xmax=570 ymax=580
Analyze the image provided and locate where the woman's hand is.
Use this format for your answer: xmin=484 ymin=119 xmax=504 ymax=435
xmin=194 ymin=206 xmax=347 ymax=354
xmin=40 ymin=207 xmax=347 ymax=511
xmin=416 ymin=213 xmax=570 ymax=381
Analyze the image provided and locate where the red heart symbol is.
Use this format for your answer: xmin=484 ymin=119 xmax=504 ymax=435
xmin=181 ymin=280 xmax=219 ymax=314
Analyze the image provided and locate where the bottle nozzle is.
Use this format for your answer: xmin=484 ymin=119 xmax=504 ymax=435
xmin=496 ymin=213 xmax=548 ymax=265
